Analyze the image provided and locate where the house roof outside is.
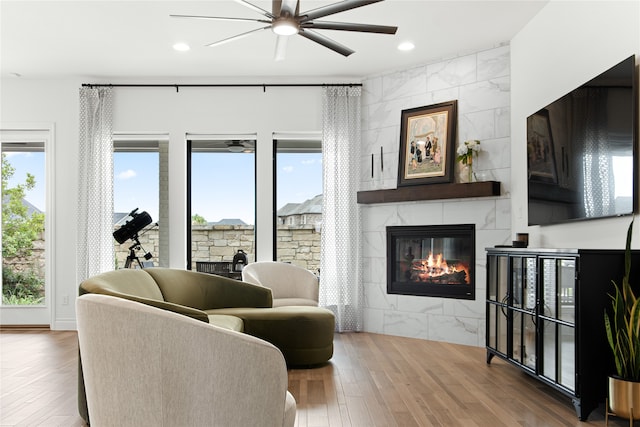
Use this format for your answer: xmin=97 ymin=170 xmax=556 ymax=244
xmin=209 ymin=218 xmax=247 ymax=226
xmin=2 ymin=197 xmax=43 ymax=216
xmin=22 ymin=198 xmax=42 ymax=216
xmin=278 ymin=194 xmax=322 ymax=217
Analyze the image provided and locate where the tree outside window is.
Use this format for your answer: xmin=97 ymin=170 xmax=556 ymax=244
xmin=2 ymin=153 xmax=45 ymax=305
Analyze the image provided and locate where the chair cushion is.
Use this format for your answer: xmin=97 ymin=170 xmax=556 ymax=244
xmin=273 ymin=298 xmax=318 ymax=307
xmin=80 ymin=269 xmax=164 ymax=301
xmin=207 ymin=314 xmax=244 ymax=332
xmin=207 ymin=306 xmax=334 ymax=366
xmin=242 ymin=262 xmax=319 ymax=302
xmin=144 ymin=267 xmax=273 ymax=309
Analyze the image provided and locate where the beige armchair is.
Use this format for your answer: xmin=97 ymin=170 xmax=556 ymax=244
xmin=76 ymin=293 xmax=296 ymax=427
xmin=242 ymin=261 xmax=319 ymax=307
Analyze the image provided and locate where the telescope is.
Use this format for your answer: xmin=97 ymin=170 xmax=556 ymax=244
xmin=113 ymin=208 xmax=153 ymax=244
xmin=113 ymin=208 xmax=154 ymax=269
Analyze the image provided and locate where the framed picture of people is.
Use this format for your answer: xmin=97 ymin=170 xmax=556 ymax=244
xmin=397 ymin=100 xmax=457 ymax=187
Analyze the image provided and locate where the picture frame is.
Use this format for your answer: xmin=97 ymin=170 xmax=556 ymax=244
xmin=526 ymin=109 xmax=558 ymax=183
xmin=397 ymin=101 xmax=457 ymax=187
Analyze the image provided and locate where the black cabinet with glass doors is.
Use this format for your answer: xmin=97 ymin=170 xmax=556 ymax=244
xmin=485 ymin=247 xmax=640 ymax=421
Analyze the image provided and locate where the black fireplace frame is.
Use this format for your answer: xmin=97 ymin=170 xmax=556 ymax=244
xmin=386 ymin=224 xmax=475 ymax=300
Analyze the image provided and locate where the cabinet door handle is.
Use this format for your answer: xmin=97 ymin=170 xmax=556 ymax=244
xmin=500 ymin=294 xmax=509 ymax=317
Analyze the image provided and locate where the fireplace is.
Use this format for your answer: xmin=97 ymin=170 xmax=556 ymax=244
xmin=387 ymin=224 xmax=475 ymax=300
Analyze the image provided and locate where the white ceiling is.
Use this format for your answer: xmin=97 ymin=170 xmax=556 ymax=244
xmin=1 ymin=0 xmax=547 ymax=81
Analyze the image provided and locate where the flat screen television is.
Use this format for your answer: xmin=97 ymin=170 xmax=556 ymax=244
xmin=527 ymin=55 xmax=637 ymax=226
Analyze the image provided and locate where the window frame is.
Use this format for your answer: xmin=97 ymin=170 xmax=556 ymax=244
xmin=186 ymin=134 xmax=257 ymax=271
xmin=0 ymin=124 xmax=54 ymax=326
xmin=272 ymin=132 xmax=322 ymax=262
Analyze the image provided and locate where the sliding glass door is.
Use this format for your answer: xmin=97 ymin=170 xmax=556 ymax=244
xmin=0 ymin=127 xmax=52 ymax=326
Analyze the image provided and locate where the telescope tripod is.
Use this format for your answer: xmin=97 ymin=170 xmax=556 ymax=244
xmin=124 ymin=236 xmax=152 ymax=269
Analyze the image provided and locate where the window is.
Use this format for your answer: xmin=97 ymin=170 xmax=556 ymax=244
xmin=113 ymin=135 xmax=166 ymax=268
xmin=187 ymin=136 xmax=256 ymax=271
xmin=1 ymin=140 xmax=46 ymax=306
xmin=274 ymin=133 xmax=322 ymax=273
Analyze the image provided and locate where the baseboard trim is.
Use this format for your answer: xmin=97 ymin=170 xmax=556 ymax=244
xmin=0 ymin=324 xmax=50 ymax=330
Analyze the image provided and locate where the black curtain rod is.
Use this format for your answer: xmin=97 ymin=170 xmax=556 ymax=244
xmin=81 ymin=83 xmax=362 ymax=92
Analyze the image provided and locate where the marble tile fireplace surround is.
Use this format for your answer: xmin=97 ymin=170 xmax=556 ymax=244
xmin=360 ymin=45 xmax=512 ymax=347
xmin=387 ymin=224 xmax=475 ymax=300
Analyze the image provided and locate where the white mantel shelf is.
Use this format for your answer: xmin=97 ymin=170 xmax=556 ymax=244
xmin=356 ymin=181 xmax=501 ymax=204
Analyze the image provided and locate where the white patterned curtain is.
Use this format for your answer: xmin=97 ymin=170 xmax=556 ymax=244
xmin=77 ymin=87 xmax=114 ymax=282
xmin=573 ymin=88 xmax=615 ymax=218
xmin=320 ymin=86 xmax=363 ymax=332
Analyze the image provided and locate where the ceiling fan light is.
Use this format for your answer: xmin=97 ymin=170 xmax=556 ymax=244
xmin=227 ymin=144 xmax=245 ymax=153
xmin=272 ymin=18 xmax=299 ymax=36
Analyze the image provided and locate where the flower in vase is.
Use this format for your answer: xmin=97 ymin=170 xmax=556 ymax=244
xmin=456 ymin=140 xmax=481 ymax=165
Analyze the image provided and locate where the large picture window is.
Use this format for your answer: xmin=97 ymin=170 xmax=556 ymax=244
xmin=273 ymin=133 xmax=322 ymax=273
xmin=187 ymin=136 xmax=256 ymax=271
xmin=113 ymin=135 xmax=166 ymax=268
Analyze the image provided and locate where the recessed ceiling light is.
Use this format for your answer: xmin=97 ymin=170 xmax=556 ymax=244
xmin=173 ymin=42 xmax=190 ymax=52
xmin=398 ymin=41 xmax=415 ymax=51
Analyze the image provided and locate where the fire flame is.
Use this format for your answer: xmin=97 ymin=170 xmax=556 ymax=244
xmin=411 ymin=252 xmax=469 ymax=284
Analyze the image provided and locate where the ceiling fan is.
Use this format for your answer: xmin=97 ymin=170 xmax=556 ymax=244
xmin=226 ymin=140 xmax=253 ymax=152
xmin=170 ymin=0 xmax=397 ymax=60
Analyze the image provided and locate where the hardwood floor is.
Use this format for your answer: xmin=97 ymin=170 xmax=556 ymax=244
xmin=1 ymin=329 xmax=84 ymax=426
xmin=0 ymin=329 xmax=627 ymax=426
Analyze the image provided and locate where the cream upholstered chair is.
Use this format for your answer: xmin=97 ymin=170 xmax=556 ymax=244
xmin=76 ymin=294 xmax=296 ymax=427
xmin=242 ymin=261 xmax=319 ymax=307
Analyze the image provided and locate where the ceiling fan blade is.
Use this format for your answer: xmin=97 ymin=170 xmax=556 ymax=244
xmin=234 ymin=0 xmax=276 ymax=19
xmin=206 ymin=26 xmax=270 ymax=48
xmin=280 ymin=0 xmax=298 ymax=16
xmin=170 ymin=14 xmax=270 ymax=24
xmin=298 ymin=29 xmax=354 ymax=57
xmin=300 ymin=0 xmax=384 ymax=22
xmin=301 ymin=21 xmax=397 ymax=34
xmin=274 ymin=35 xmax=288 ymax=61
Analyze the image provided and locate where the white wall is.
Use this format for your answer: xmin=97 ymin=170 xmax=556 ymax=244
xmin=1 ymin=77 xmax=324 ymax=329
xmin=1 ymin=78 xmax=82 ymax=329
xmin=110 ymin=83 xmax=323 ymax=268
xmin=511 ymin=0 xmax=640 ymax=249
xmin=359 ymin=45 xmax=512 ymax=347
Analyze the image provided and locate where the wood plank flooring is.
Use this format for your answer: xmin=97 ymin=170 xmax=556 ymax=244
xmin=0 ymin=329 xmax=628 ymax=426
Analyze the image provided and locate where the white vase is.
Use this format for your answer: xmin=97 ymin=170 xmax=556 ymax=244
xmin=457 ymin=160 xmax=474 ymax=183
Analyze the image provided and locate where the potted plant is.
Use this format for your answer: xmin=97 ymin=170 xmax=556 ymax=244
xmin=604 ymin=220 xmax=640 ymax=420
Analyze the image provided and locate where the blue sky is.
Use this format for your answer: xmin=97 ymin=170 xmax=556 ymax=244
xmin=114 ymin=152 xmax=159 ymax=221
xmin=115 ymin=151 xmax=322 ymax=225
xmin=4 ymin=152 xmax=46 ymax=212
xmin=5 ymin=151 xmax=322 ymax=226
xmin=275 ymin=153 xmax=323 ymax=211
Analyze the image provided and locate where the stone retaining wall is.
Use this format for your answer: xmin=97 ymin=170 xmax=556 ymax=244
xmin=7 ymin=225 xmax=321 ymax=274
